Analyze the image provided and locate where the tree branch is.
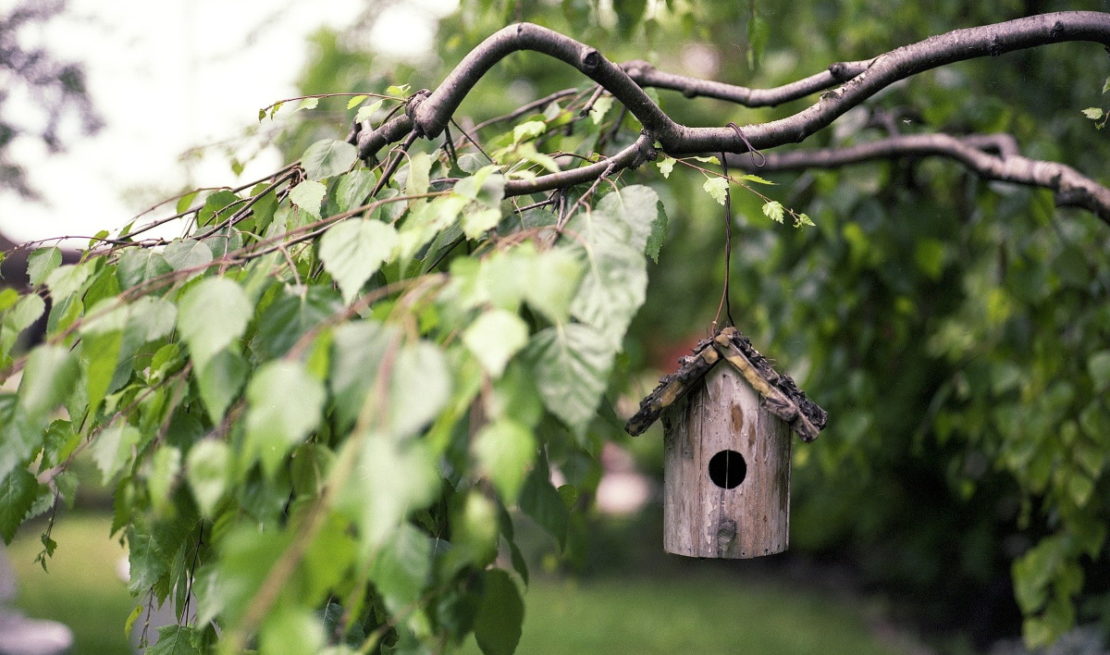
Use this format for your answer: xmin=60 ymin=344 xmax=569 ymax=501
xmin=357 ymin=12 xmax=1110 ymax=161
xmin=503 ymin=133 xmax=655 ymax=197
xmin=620 ymin=59 xmax=871 ymax=107
xmin=726 ymin=133 xmax=1110 ymax=224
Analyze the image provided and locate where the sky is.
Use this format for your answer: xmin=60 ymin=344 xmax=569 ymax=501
xmin=0 ymin=0 xmax=455 ymax=244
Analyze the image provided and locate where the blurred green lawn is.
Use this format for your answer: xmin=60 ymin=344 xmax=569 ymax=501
xmin=460 ymin=575 xmax=904 ymax=655
xmin=6 ymin=515 xmax=133 ymax=655
xmin=8 ymin=516 xmax=905 ymax=654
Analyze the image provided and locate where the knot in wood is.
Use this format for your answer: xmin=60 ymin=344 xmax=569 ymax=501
xmin=580 ymin=48 xmax=601 ymax=72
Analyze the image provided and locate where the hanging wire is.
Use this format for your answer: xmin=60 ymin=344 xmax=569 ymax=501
xmin=711 ymin=122 xmax=767 ymax=332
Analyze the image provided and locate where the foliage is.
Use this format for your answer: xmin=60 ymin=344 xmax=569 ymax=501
xmin=0 ymin=83 xmax=670 ymax=651
xmin=2 ymin=0 xmax=1110 ymax=653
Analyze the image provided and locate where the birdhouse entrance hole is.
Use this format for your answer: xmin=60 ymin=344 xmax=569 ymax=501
xmin=708 ymin=450 xmax=746 ymax=489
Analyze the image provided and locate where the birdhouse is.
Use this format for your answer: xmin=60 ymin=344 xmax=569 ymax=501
xmin=626 ymin=327 xmax=828 ymax=559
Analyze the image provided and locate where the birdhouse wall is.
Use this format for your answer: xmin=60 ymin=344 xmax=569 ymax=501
xmin=662 ymin=362 xmax=792 ymax=559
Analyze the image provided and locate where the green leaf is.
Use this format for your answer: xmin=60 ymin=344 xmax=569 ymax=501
xmin=1087 ymin=350 xmax=1110 ymax=392
xmin=18 ymin=345 xmax=78 ymax=421
xmin=645 ymin=202 xmax=669 ymax=263
xmin=123 ymin=605 xmax=143 ymax=639
xmin=747 ymin=13 xmax=769 ymax=69
xmin=1068 ymin=472 xmax=1094 ymax=507
xmin=260 ymin=606 xmax=325 ymax=655
xmin=355 ymin=99 xmax=384 ymax=123
xmin=289 ymin=180 xmax=327 ymax=218
xmin=474 ymin=419 xmax=535 ymax=503
xmin=253 ymin=287 xmax=340 ymax=360
xmin=295 ymin=97 xmax=319 ymax=112
xmin=524 ymin=248 xmax=583 ymax=324
xmin=528 ymin=324 xmax=614 ymax=434
xmin=405 ymin=152 xmax=433 ymax=196
xmin=302 ymin=139 xmax=358 ymax=181
xmin=346 ymin=94 xmax=368 ymax=109
xmin=367 ymin=522 xmax=432 ymax=611
xmin=244 ymin=360 xmax=326 ymax=477
xmin=568 ymin=219 xmax=647 ymax=347
xmin=0 ymin=288 xmax=17 ymax=312
xmin=163 ymin=239 xmax=213 ymax=272
xmin=79 ymin=329 xmax=122 ymax=416
xmin=462 ymin=208 xmax=503 ymax=239
xmin=702 ymin=176 xmax=729 ymax=205
xmin=117 ymin=249 xmax=172 ymax=287
xmin=389 ymin=341 xmax=451 ymax=438
xmin=463 ymin=309 xmax=529 ymax=378
xmin=594 ymin=184 xmax=661 ymax=254
xmin=520 ymin=469 xmax=569 ymax=549
xmin=338 ymin=438 xmax=439 ymax=549
xmin=740 ymin=173 xmax=776 ymax=185
xmin=148 ymin=625 xmax=203 ymax=655
xmin=44 ymin=262 xmax=92 ymax=302
xmin=512 ymin=120 xmax=547 ymax=143
xmin=92 ymin=424 xmax=141 ymax=484
xmin=474 ymin=569 xmax=524 ymax=655
xmin=1081 ymin=107 xmax=1104 ymax=120
xmin=0 ymin=398 xmax=36 ymax=483
xmin=450 ymin=492 xmax=498 ymax=570
xmin=186 ymin=439 xmax=231 ymax=519
xmin=0 ymin=469 xmax=40 ymax=543
xmin=319 ymin=219 xmax=399 ymax=304
xmin=336 ymin=169 xmax=378 ymax=212
xmin=196 ymin=190 xmax=240 ymax=228
xmin=27 ymin=248 xmax=62 ymax=287
xmin=128 ymin=296 xmax=178 ymax=341
xmin=176 ymin=277 xmax=252 ymax=370
xmin=762 ymin=200 xmax=785 ymax=223
xmin=176 ymin=190 xmax=199 ymax=214
xmin=0 ymin=293 xmax=45 ymax=357
xmin=657 ymin=156 xmax=676 ymax=179
xmin=589 ymin=95 xmax=614 ymax=125
xmin=147 ymin=446 xmax=181 ymax=516
xmin=329 ymin=321 xmax=397 ymax=430
xmin=613 ymin=0 xmax=646 ymax=36
xmin=196 ymin=349 xmax=248 ymax=424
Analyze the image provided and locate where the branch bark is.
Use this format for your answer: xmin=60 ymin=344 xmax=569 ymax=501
xmin=357 ymin=12 xmax=1110 ymax=160
xmin=725 ymin=133 xmax=1110 ymax=224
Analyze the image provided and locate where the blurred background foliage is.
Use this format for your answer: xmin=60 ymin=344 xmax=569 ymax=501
xmin=280 ymin=0 xmax=1110 ymax=650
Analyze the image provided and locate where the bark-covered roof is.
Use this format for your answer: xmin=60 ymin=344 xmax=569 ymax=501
xmin=625 ymin=326 xmax=828 ymax=442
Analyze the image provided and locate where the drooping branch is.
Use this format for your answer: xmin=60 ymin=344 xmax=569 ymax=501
xmin=357 ymin=12 xmax=1110 ymax=163
xmin=725 ymin=133 xmax=1110 ymax=224
xmin=503 ymin=133 xmax=655 ymax=197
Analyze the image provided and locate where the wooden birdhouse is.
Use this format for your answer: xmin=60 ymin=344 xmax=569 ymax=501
xmin=626 ymin=327 xmax=828 ymax=559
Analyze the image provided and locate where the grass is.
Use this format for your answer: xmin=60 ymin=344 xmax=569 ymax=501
xmin=7 ymin=515 xmax=906 ymax=655
xmin=6 ymin=514 xmax=134 ymax=655
xmin=461 ymin=574 xmax=904 ymax=655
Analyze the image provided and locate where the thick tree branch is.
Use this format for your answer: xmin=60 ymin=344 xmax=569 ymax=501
xmin=726 ymin=133 xmax=1110 ymax=224
xmin=358 ymin=12 xmax=1110 ymax=162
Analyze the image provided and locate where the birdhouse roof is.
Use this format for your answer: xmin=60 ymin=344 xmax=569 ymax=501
xmin=625 ymin=326 xmax=828 ymax=442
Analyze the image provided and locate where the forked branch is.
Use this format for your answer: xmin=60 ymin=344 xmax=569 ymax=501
xmin=357 ymin=12 xmax=1110 ymax=158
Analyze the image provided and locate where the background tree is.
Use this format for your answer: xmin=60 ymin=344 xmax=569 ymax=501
xmin=0 ymin=0 xmax=100 ymax=200
xmin=1 ymin=2 xmax=1108 ymax=653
